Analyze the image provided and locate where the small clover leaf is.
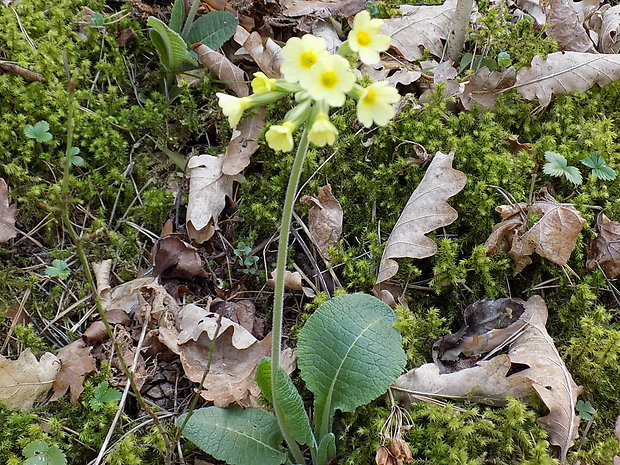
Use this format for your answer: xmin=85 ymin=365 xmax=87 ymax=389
xmin=497 ymin=51 xmax=512 ymax=68
xmin=581 ymin=153 xmax=617 ymax=181
xmin=68 ymin=147 xmax=85 ymax=166
xmin=44 ymin=259 xmax=71 ymax=280
xmin=89 ymin=381 xmax=122 ymax=411
xmin=89 ymin=12 xmax=105 ymax=29
xmin=543 ymin=151 xmax=582 ymax=185
xmin=23 ymin=440 xmax=67 ymax=465
xmin=576 ymin=400 xmax=596 ymax=421
xmin=24 ymin=121 xmax=53 ymax=143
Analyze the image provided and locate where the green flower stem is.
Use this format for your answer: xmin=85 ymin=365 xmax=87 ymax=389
xmin=272 ymin=127 xmax=310 ymax=465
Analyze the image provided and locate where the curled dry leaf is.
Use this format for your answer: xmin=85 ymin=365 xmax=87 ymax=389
xmin=514 ymin=52 xmax=620 ymax=107
xmin=0 ymin=178 xmax=17 ymax=243
xmin=157 ymin=304 xmax=271 ymax=407
xmin=50 ymin=339 xmax=96 ymax=405
xmin=193 ymin=44 xmax=248 ymax=97
xmin=211 ymin=298 xmax=265 ymax=339
xmin=241 ymin=32 xmax=282 ymax=78
xmin=267 ymin=270 xmax=316 ymax=298
xmin=186 ymin=154 xmax=244 ymax=244
xmin=546 ymin=0 xmax=597 ymax=52
xmin=459 ymin=67 xmax=516 ymax=110
xmin=382 ymin=0 xmax=457 ymax=61
xmin=92 ymin=259 xmax=112 ymax=303
xmin=223 ymin=106 xmax=265 ymax=176
xmin=600 ymin=5 xmax=620 ymax=53
xmin=152 ymin=235 xmax=208 ymax=278
xmin=300 ymin=184 xmax=343 ymax=260
xmin=0 ymin=349 xmax=60 ymax=411
xmin=282 ymin=0 xmax=365 ymax=19
xmin=485 ymin=192 xmax=585 ymax=274
xmin=375 ymin=151 xmax=467 ymax=286
xmin=394 ymin=296 xmax=581 ymax=462
xmin=586 ymin=213 xmax=620 ymax=278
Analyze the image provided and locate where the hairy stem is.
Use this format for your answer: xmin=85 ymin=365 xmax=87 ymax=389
xmin=271 ymin=127 xmax=310 ymax=465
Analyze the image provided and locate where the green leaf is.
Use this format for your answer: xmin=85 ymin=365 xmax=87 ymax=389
xmin=23 ymin=440 xmax=67 ymax=465
xmin=497 ymin=51 xmax=511 ymax=68
xmin=169 ymin=0 xmax=185 ymax=33
xmin=89 ymin=381 xmax=121 ymax=411
xmin=184 ymin=11 xmax=238 ymax=49
xmin=297 ymin=293 xmax=406 ymax=441
xmin=316 ymin=433 xmax=336 ymax=465
xmin=89 ymin=12 xmax=105 ymax=29
xmin=147 ymin=16 xmax=197 ymax=73
xmin=178 ymin=406 xmax=287 ymax=465
xmin=576 ymin=400 xmax=596 ymax=421
xmin=255 ymin=357 xmax=314 ymax=446
xmin=24 ymin=121 xmax=53 ymax=143
xmin=543 ymin=151 xmax=582 ymax=185
xmin=44 ymin=259 xmax=70 ymax=280
xmin=68 ymin=147 xmax=84 ymax=166
xmin=581 ymin=153 xmax=617 ymax=181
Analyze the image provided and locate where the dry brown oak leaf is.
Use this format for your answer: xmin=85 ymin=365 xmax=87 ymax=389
xmin=586 ymin=212 xmax=620 ymax=278
xmin=394 ymin=295 xmax=582 ymax=463
xmin=600 ymin=5 xmax=620 ymax=53
xmin=50 ymin=339 xmax=96 ymax=405
xmin=223 ymin=106 xmax=266 ymax=177
xmin=545 ymin=0 xmax=598 ymax=53
xmin=186 ymin=154 xmax=244 ymax=244
xmin=485 ymin=193 xmax=585 ymax=274
xmin=0 ymin=178 xmax=17 ymax=242
xmin=300 ymin=184 xmax=343 ymax=260
xmin=375 ymin=151 xmax=466 ymax=286
xmin=0 ymin=349 xmax=60 ymax=411
xmin=193 ymin=44 xmax=248 ymax=97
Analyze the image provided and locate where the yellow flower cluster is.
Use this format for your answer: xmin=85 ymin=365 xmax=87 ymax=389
xmin=216 ymin=10 xmax=400 ymax=152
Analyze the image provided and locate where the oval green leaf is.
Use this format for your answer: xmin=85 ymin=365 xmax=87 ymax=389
xmin=147 ymin=16 xmax=197 ymax=72
xmin=178 ymin=406 xmax=287 ymax=465
xmin=185 ymin=11 xmax=238 ymax=49
xmin=297 ymin=293 xmax=406 ymax=440
xmin=255 ymin=357 xmax=314 ymax=446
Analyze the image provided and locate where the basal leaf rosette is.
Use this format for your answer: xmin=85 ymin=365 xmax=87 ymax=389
xmin=215 ymin=11 xmax=401 ymax=151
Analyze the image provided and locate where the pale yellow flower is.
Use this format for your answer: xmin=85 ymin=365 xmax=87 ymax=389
xmin=251 ymin=72 xmax=278 ymax=94
xmin=308 ymin=112 xmax=338 ymax=147
xmin=356 ymin=81 xmax=400 ymax=127
xmin=303 ymin=55 xmax=356 ymax=107
xmin=281 ymin=35 xmax=329 ymax=84
xmin=266 ymin=122 xmax=296 ymax=152
xmin=348 ymin=10 xmax=390 ymax=65
xmin=217 ymin=93 xmax=252 ymax=127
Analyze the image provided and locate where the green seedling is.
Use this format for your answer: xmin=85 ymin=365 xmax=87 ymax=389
xmin=543 ymin=151 xmax=582 ymax=185
xmin=233 ymin=241 xmax=259 ymax=274
xmin=66 ymin=146 xmax=85 ymax=166
xmin=23 ymin=440 xmax=67 ymax=465
xmin=44 ymin=259 xmax=71 ymax=280
xmin=576 ymin=400 xmax=596 ymax=421
xmin=24 ymin=121 xmax=53 ymax=143
xmin=89 ymin=381 xmax=122 ymax=411
xmin=581 ymin=153 xmax=617 ymax=181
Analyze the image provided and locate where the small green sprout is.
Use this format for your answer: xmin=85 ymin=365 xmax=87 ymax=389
xmin=497 ymin=51 xmax=512 ymax=68
xmin=233 ymin=241 xmax=259 ymax=275
xmin=542 ymin=151 xmax=582 ymax=185
xmin=89 ymin=12 xmax=105 ymax=29
xmin=67 ymin=146 xmax=85 ymax=166
xmin=44 ymin=259 xmax=71 ymax=280
xmin=89 ymin=381 xmax=122 ymax=411
xmin=23 ymin=440 xmax=67 ymax=465
xmin=575 ymin=400 xmax=596 ymax=421
xmin=24 ymin=121 xmax=53 ymax=143
xmin=580 ymin=153 xmax=617 ymax=181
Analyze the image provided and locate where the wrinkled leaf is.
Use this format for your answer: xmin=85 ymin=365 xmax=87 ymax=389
xmin=50 ymin=339 xmax=96 ymax=405
xmin=297 ymin=294 xmax=406 ymax=440
xmin=186 ymin=154 xmax=244 ymax=244
xmin=600 ymin=5 xmax=620 ymax=53
xmin=459 ymin=67 xmax=516 ymax=110
xmin=381 ymin=0 xmax=457 ymax=61
xmin=169 ymin=0 xmax=184 ymax=33
xmin=223 ymin=107 xmax=265 ymax=176
xmin=193 ymin=43 xmax=248 ymax=97
xmin=514 ymin=52 xmax=620 ymax=107
xmin=375 ymin=151 xmax=467 ymax=286
xmin=0 ymin=178 xmax=17 ymax=242
xmin=282 ymin=0 xmax=365 ymax=18
xmin=178 ymin=406 xmax=286 ymax=465
xmin=546 ymin=0 xmax=597 ymax=52
xmin=0 ymin=349 xmax=60 ymax=411
xmin=300 ymin=184 xmax=343 ymax=260
xmin=153 ymin=235 xmax=208 ymax=278
xmin=185 ymin=11 xmax=238 ymax=49
xmin=586 ymin=213 xmax=620 ymax=278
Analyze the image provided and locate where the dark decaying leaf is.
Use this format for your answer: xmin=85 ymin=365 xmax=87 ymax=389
xmin=586 ymin=213 xmax=620 ymax=278
xmin=152 ymin=235 xmax=208 ymax=278
xmin=545 ymin=0 xmax=597 ymax=52
xmin=50 ymin=340 xmax=96 ymax=405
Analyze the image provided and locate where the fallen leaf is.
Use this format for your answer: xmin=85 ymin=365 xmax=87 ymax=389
xmin=484 ymin=203 xmax=528 ymax=255
xmin=0 ymin=349 xmax=60 ymax=411
xmin=117 ymin=26 xmax=137 ymax=46
xmin=586 ymin=213 xmax=620 ymax=278
xmin=50 ymin=339 xmax=96 ymax=405
xmin=459 ymin=67 xmax=516 ymax=110
xmin=513 ymin=52 xmax=620 ymax=107
xmin=382 ymin=0 xmax=457 ymax=61
xmin=546 ymin=0 xmax=597 ymax=52
xmin=186 ymin=154 xmax=244 ymax=244
xmin=193 ymin=44 xmax=248 ymax=97
xmin=614 ymin=415 xmax=620 ymax=465
xmin=300 ymin=184 xmax=343 ymax=260
xmin=82 ymin=309 xmax=131 ymax=345
xmin=420 ymin=62 xmax=462 ymax=103
xmin=152 ymin=235 xmax=208 ymax=278
xmin=600 ymin=5 xmax=620 ymax=53
xmin=311 ymin=19 xmax=342 ymax=54
xmin=516 ymin=0 xmax=547 ymax=25
xmin=282 ymin=0 xmax=365 ymax=18
xmin=158 ymin=304 xmax=272 ymax=407
xmin=211 ymin=298 xmax=265 ymax=339
xmin=241 ymin=32 xmax=282 ymax=78
xmin=223 ymin=106 xmax=265 ymax=176
xmin=92 ymin=259 xmax=112 ymax=303
xmin=395 ymin=296 xmax=581 ymax=462
xmin=375 ymin=151 xmax=467 ymax=286
xmin=0 ymin=178 xmax=17 ymax=242
xmin=267 ymin=269 xmax=316 ymax=297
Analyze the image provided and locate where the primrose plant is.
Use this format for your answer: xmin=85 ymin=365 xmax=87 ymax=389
xmin=178 ymin=11 xmax=407 ymax=465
